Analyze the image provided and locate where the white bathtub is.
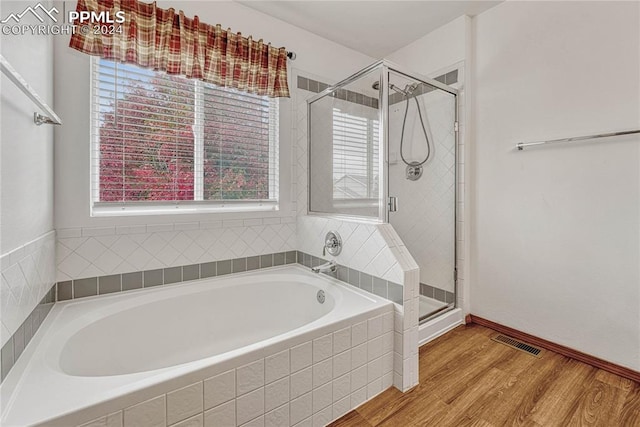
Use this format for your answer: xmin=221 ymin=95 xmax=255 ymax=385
xmin=1 ymin=265 xmax=395 ymax=427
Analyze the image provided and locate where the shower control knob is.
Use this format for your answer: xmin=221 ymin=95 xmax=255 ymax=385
xmin=323 ymin=231 xmax=342 ymax=256
xmin=406 ymin=162 xmax=423 ymax=181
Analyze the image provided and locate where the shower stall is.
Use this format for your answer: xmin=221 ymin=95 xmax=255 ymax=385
xmin=307 ymin=60 xmax=459 ymax=325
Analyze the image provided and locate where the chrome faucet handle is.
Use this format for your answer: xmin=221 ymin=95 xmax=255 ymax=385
xmin=323 ymin=231 xmax=342 ymax=256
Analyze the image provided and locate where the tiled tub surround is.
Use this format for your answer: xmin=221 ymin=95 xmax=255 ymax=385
xmin=56 ymin=218 xmax=297 ymax=282
xmin=1 ymin=231 xmax=56 ymax=345
xmin=0 ymin=288 xmax=55 ymax=382
xmin=0 ymin=266 xmax=394 ymax=427
xmin=296 ymin=216 xmax=420 ymax=392
xmin=1 ymin=231 xmax=57 ymax=382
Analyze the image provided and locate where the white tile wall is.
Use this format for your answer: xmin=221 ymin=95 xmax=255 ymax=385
xmin=56 ymin=221 xmax=296 ymax=282
xmin=0 ymin=231 xmax=56 ymax=346
xmin=73 ymin=308 xmax=394 ymax=427
xmin=389 ymin=88 xmax=457 ymax=293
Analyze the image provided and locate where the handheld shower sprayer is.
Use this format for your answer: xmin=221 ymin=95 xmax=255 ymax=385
xmin=371 ymin=80 xmax=431 ymax=181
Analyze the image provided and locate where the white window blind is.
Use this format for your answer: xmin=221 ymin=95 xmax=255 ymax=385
xmin=91 ymin=58 xmax=278 ymax=213
xmin=332 ymin=108 xmax=379 ymax=200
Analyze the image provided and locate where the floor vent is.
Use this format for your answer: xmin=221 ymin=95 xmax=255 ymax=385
xmin=492 ymin=334 xmax=542 ymax=357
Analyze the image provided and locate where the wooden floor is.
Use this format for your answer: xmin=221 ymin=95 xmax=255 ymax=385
xmin=329 ymin=324 xmax=640 ymax=427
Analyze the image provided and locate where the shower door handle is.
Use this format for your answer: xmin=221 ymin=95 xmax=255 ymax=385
xmin=388 ymin=196 xmax=398 ymax=212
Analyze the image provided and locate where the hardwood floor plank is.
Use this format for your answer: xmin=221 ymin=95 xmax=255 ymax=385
xmin=435 ymin=367 xmax=512 ymax=425
xmin=375 ymin=392 xmax=449 ymax=427
xmin=565 ymin=379 xmax=627 ymax=426
xmin=327 ymin=410 xmax=373 ymax=427
xmin=620 ymin=383 xmax=640 ymax=426
xmin=355 ymin=387 xmax=412 ymax=425
xmin=475 ymin=352 xmax=567 ymax=426
xmin=424 ymin=344 xmax=512 ymax=404
xmin=595 ymin=369 xmax=636 ymax=392
xmin=529 ymin=358 xmax=597 ymax=425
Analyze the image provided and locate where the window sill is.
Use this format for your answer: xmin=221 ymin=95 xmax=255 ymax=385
xmin=91 ymin=201 xmax=279 ymax=217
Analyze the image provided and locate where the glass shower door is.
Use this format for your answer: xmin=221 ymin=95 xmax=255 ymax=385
xmin=386 ymin=70 xmax=458 ymax=321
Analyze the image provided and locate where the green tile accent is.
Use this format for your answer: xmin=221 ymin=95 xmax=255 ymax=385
xmin=260 ymin=254 xmax=273 ymax=268
xmin=182 ymin=264 xmax=200 ymax=281
xmin=99 ymin=274 xmax=122 ymax=294
xmin=74 ymin=277 xmax=97 ymax=298
xmin=164 ymin=267 xmax=182 ymax=284
xmin=57 ymin=281 xmax=73 ymax=301
xmin=217 ymin=260 xmax=232 ymax=275
xmin=232 ymin=258 xmax=247 ymax=273
xmin=201 ymin=261 xmax=217 ymax=278
xmin=143 ymin=269 xmax=163 ymax=287
xmin=122 ymin=272 xmax=142 ymax=291
xmin=247 ymin=256 xmax=260 ymax=271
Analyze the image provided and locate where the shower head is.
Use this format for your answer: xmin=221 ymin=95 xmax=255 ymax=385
xmin=371 ymin=81 xmax=414 ymax=97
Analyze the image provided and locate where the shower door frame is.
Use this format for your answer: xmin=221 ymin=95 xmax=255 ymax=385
xmin=306 ymin=60 xmax=460 ymax=313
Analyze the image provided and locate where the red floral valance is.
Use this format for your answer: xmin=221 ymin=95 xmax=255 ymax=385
xmin=69 ymin=0 xmax=290 ymax=98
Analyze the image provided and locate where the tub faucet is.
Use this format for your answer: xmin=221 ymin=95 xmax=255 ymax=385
xmin=311 ymin=260 xmax=337 ymax=274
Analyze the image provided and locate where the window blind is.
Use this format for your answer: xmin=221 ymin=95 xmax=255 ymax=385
xmin=332 ymin=108 xmax=379 ymax=200
xmin=91 ymin=58 xmax=278 ymax=211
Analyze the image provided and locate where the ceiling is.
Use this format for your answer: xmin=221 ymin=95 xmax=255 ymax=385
xmin=237 ymin=1 xmax=502 ymax=58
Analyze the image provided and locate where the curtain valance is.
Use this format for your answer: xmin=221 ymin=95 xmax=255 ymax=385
xmin=69 ymin=0 xmax=290 ymax=98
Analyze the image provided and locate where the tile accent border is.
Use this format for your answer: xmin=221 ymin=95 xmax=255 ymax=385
xmin=298 ymin=69 xmax=459 ymax=109
xmin=420 ymin=282 xmax=455 ymax=305
xmin=53 ymin=250 xmax=403 ymax=307
xmin=55 ymin=251 xmax=299 ymax=302
xmin=297 ymin=251 xmax=403 ymax=306
xmin=297 ymin=75 xmax=379 ymax=109
xmin=1 ymin=287 xmax=55 ymax=382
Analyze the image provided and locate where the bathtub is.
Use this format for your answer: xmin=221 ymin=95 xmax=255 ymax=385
xmin=1 ymin=265 xmax=395 ymax=427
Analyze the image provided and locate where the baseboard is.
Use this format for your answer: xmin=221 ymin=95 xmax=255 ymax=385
xmin=468 ymin=314 xmax=640 ymax=383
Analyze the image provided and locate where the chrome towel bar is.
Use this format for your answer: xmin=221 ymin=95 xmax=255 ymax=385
xmin=0 ymin=54 xmax=62 ymax=126
xmin=516 ymin=129 xmax=640 ymax=151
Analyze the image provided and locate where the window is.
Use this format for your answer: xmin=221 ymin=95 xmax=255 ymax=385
xmin=91 ymin=58 xmax=279 ymax=214
xmin=332 ymin=108 xmax=379 ymax=201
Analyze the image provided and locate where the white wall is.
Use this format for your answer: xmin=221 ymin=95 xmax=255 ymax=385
xmin=471 ymin=1 xmax=640 ymax=370
xmin=387 ymin=16 xmax=466 ymax=78
xmin=1 ymin=2 xmax=54 ymax=254
xmin=0 ymin=1 xmax=57 ymax=345
xmin=53 ymin=1 xmax=374 ymax=281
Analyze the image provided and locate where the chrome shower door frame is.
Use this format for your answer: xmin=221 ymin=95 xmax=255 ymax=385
xmin=306 ymin=60 xmax=460 ymax=312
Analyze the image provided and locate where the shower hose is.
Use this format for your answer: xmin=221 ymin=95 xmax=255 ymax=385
xmin=399 ymin=92 xmax=431 ymax=167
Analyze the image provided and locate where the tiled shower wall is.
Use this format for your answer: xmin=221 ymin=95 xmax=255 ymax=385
xmin=388 ymin=76 xmax=457 ymax=295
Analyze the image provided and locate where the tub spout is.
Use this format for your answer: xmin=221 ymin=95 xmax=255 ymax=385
xmin=311 ymin=261 xmax=337 ymax=274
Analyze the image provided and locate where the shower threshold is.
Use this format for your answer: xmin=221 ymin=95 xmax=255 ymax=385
xmin=419 ymin=294 xmax=452 ymax=323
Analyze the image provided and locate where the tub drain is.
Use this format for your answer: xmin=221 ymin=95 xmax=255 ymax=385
xmin=317 ymin=290 xmax=325 ymax=304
